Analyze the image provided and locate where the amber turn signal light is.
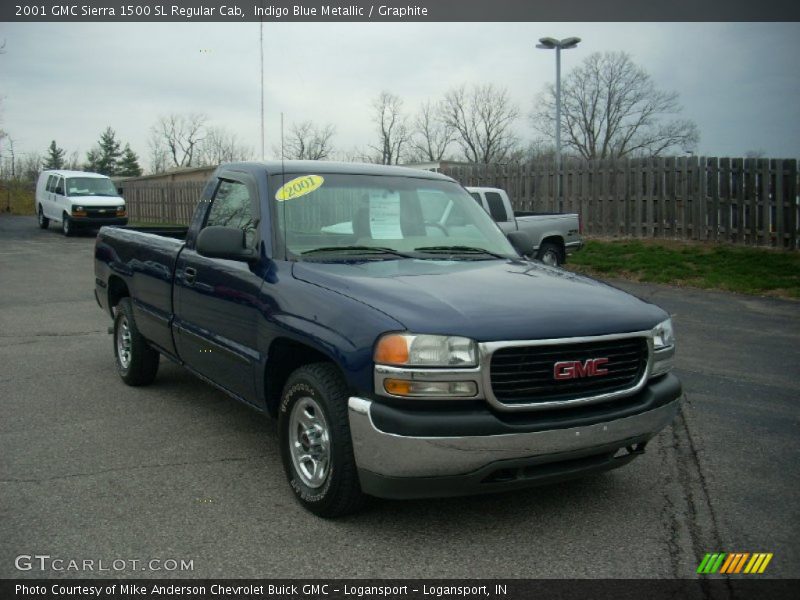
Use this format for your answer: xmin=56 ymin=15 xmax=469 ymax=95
xmin=374 ymin=334 xmax=409 ymax=365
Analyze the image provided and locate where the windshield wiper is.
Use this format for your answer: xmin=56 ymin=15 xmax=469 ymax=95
xmin=301 ymin=245 xmax=413 ymax=258
xmin=413 ymin=245 xmax=509 ymax=259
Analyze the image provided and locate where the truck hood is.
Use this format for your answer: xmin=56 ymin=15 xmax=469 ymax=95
xmin=292 ymin=259 xmax=668 ymax=342
xmin=69 ymin=195 xmax=124 ymax=207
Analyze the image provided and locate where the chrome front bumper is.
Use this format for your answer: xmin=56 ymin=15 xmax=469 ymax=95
xmin=348 ymin=392 xmax=680 ymax=498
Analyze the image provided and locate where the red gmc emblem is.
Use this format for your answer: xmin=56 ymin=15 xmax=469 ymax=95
xmin=553 ymin=358 xmax=610 ymax=380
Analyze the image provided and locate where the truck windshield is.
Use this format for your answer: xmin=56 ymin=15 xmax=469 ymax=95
xmin=271 ymin=173 xmax=515 ymax=259
xmin=65 ymin=177 xmax=119 ymax=197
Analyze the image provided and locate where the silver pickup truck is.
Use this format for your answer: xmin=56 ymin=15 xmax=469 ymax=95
xmin=467 ymin=186 xmax=582 ymax=266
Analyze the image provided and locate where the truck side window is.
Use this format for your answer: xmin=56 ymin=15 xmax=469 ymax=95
xmin=484 ymin=192 xmax=508 ymax=222
xmin=206 ymin=180 xmax=258 ymax=247
xmin=469 ymin=192 xmax=482 ymax=205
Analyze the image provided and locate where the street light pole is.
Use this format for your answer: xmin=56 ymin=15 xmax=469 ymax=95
xmin=537 ymin=36 xmax=581 ymax=205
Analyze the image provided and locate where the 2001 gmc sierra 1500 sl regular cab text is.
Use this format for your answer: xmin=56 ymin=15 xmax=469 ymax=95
xmin=94 ymin=161 xmax=681 ymax=517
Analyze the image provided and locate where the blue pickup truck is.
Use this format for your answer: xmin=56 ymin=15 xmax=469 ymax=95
xmin=94 ymin=161 xmax=681 ymax=517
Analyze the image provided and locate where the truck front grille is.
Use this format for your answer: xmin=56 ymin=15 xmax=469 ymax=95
xmin=489 ymin=337 xmax=648 ymax=406
xmin=85 ymin=207 xmax=120 ymax=217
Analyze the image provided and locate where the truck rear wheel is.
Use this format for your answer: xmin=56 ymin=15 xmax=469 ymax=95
xmin=38 ymin=206 xmax=49 ymax=229
xmin=278 ymin=363 xmax=366 ymax=518
xmin=537 ymin=241 xmax=565 ymax=267
xmin=113 ymin=298 xmax=160 ymax=386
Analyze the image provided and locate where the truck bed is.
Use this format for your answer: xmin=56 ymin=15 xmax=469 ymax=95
xmin=95 ymin=226 xmax=186 ymax=356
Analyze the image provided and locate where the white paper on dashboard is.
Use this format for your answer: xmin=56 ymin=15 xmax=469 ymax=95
xmin=369 ymin=192 xmax=403 ymax=239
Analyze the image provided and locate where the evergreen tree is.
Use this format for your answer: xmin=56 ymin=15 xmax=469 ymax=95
xmin=84 ymin=148 xmax=101 ymax=172
xmin=116 ymin=144 xmax=143 ymax=177
xmin=85 ymin=127 xmax=122 ymax=175
xmin=97 ymin=127 xmax=121 ymax=175
xmin=43 ymin=140 xmax=66 ymax=170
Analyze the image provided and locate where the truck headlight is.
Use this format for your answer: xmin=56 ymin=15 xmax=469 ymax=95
xmin=374 ymin=333 xmax=477 ymax=367
xmin=71 ymin=205 xmax=87 ymax=217
xmin=651 ymin=318 xmax=675 ymax=377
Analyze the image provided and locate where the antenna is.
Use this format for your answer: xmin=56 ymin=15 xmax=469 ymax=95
xmin=280 ymin=112 xmax=287 ymax=259
xmin=259 ymin=19 xmax=265 ymax=161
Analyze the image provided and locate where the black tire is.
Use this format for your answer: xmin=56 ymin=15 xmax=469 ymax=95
xmin=37 ymin=206 xmax=49 ymax=229
xmin=278 ymin=363 xmax=366 ymax=518
xmin=113 ymin=298 xmax=160 ymax=386
xmin=537 ymin=241 xmax=565 ymax=267
xmin=61 ymin=213 xmax=73 ymax=237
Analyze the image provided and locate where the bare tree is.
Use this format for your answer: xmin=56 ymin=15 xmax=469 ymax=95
xmin=331 ymin=146 xmax=374 ymax=163
xmin=532 ymin=51 xmax=699 ymax=160
xmin=64 ymin=150 xmax=81 ymax=171
xmin=152 ymin=113 xmax=208 ymax=168
xmin=19 ymin=152 xmax=43 ymax=183
xmin=407 ymin=100 xmax=455 ymax=162
xmin=200 ymin=126 xmax=254 ymax=165
xmin=441 ymin=84 xmax=520 ymax=164
xmin=147 ymin=132 xmax=170 ymax=174
xmin=369 ymin=91 xmax=409 ymax=165
xmin=278 ymin=121 xmax=336 ymax=160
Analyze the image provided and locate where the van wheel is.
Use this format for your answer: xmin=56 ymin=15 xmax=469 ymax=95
xmin=113 ymin=298 xmax=160 ymax=386
xmin=537 ymin=241 xmax=565 ymax=267
xmin=279 ymin=363 xmax=366 ymax=518
xmin=37 ymin=206 xmax=49 ymax=229
xmin=61 ymin=213 xmax=73 ymax=236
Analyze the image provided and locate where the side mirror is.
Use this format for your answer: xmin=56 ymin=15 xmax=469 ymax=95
xmin=196 ymin=226 xmax=255 ymax=262
xmin=55 ymin=187 xmax=64 ymax=195
xmin=506 ymin=231 xmax=533 ymax=257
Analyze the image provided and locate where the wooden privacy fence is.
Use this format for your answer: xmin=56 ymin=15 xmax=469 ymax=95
xmin=119 ymin=157 xmax=799 ymax=249
xmin=120 ymin=181 xmax=206 ymax=225
xmin=441 ymin=157 xmax=799 ymax=249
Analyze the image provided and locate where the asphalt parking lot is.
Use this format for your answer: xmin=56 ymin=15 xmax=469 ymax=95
xmin=1 ymin=214 xmax=798 ymax=580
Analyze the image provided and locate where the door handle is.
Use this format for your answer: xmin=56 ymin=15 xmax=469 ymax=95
xmin=184 ymin=267 xmax=197 ymax=285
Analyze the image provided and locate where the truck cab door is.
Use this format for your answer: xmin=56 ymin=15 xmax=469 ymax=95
xmin=173 ymin=173 xmax=263 ymax=404
xmin=54 ymin=177 xmax=66 ymax=219
xmin=484 ymin=190 xmax=516 ymax=233
xmin=43 ymin=175 xmax=56 ymax=218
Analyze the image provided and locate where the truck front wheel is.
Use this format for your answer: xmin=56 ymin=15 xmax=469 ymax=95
xmin=278 ymin=363 xmax=366 ymax=517
xmin=537 ymin=241 xmax=565 ymax=267
xmin=61 ymin=213 xmax=73 ymax=237
xmin=113 ymin=298 xmax=160 ymax=386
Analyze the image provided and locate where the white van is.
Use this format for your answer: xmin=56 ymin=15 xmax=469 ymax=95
xmin=35 ymin=170 xmax=128 ymax=235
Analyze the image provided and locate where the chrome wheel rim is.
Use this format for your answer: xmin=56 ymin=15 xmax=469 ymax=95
xmin=289 ymin=396 xmax=330 ymax=488
xmin=117 ymin=316 xmax=132 ymax=369
xmin=62 ymin=218 xmax=69 ymax=235
xmin=38 ymin=209 xmax=44 ymax=225
xmin=542 ymin=250 xmax=558 ymax=266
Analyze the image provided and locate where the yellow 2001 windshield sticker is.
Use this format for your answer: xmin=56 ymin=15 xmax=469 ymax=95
xmin=275 ymin=175 xmax=324 ymax=201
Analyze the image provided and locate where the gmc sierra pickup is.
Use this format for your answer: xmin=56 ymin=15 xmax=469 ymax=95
xmin=94 ymin=161 xmax=681 ymax=517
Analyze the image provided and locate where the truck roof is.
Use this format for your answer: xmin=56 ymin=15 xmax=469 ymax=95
xmin=41 ymin=170 xmax=110 ymax=178
xmin=224 ymin=160 xmax=456 ymax=182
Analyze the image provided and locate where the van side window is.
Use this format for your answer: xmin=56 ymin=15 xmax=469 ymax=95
xmin=46 ymin=175 xmax=56 ymax=193
xmin=485 ymin=192 xmax=508 ymax=222
xmin=55 ymin=177 xmax=65 ymax=195
xmin=205 ymin=180 xmax=258 ymax=248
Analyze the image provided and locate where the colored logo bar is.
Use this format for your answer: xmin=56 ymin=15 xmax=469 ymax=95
xmin=697 ymin=553 xmax=773 ymax=574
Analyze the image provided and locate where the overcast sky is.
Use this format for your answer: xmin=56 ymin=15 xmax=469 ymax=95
xmin=1 ymin=21 xmax=799 ymax=170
